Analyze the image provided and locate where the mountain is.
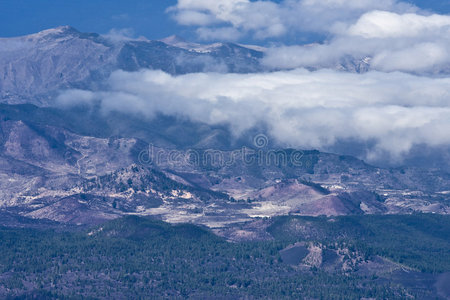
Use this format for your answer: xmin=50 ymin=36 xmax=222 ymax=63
xmin=0 ymin=26 xmax=380 ymax=107
xmin=0 ymin=26 xmax=449 ymax=299
xmin=0 ymin=26 xmax=264 ymax=106
xmin=0 ymin=102 xmax=449 ymax=229
xmin=0 ymin=27 xmax=449 ymax=230
xmin=0 ymin=26 xmax=113 ymax=105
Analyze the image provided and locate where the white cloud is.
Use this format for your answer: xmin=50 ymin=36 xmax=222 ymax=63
xmin=57 ymin=89 xmax=96 ymax=106
xmin=370 ymin=42 xmax=449 ymax=72
xmin=168 ymin=1 xmax=450 ymax=74
xmin=169 ymin=0 xmax=287 ymax=40
xmin=170 ymin=0 xmax=248 ymax=25
xmin=174 ymin=10 xmax=217 ymax=26
xmin=57 ymin=1 xmax=450 ymax=164
xmin=57 ymin=69 xmax=450 ymax=162
xmin=262 ymin=10 xmax=450 ymax=74
xmin=196 ymin=27 xmax=243 ymax=41
xmin=167 ymin=0 xmax=416 ymax=40
xmin=347 ymin=10 xmax=450 ymax=38
xmin=102 ymin=28 xmax=139 ymax=42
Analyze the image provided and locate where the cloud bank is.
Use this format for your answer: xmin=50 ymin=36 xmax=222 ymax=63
xmin=58 ymin=69 xmax=450 ymax=163
xmin=57 ymin=1 xmax=450 ymax=166
xmin=167 ymin=0 xmax=416 ymax=40
xmin=167 ymin=0 xmax=450 ymax=74
xmin=263 ymin=10 xmax=450 ymax=73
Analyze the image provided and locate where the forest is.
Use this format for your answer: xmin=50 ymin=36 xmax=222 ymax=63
xmin=0 ymin=214 xmax=448 ymax=299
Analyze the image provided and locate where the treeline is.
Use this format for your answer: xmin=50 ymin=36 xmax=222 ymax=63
xmin=268 ymin=213 xmax=450 ymax=273
xmin=0 ymin=214 xmax=447 ymax=298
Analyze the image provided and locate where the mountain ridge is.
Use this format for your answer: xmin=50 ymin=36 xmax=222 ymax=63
xmin=0 ymin=26 xmax=265 ymax=106
xmin=0 ymin=27 xmax=449 ymax=230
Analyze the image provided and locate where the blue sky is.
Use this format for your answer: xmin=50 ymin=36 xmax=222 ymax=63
xmin=0 ymin=0 xmax=449 ymax=42
xmin=0 ymin=0 xmax=182 ymax=39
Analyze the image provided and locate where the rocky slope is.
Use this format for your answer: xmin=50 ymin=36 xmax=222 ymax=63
xmin=0 ymin=26 xmax=392 ymax=107
xmin=0 ymin=26 xmax=264 ymax=106
xmin=0 ymin=109 xmax=448 ymax=228
xmin=0 ymin=27 xmax=449 ymax=229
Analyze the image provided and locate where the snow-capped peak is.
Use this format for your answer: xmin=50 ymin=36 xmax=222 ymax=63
xmin=160 ymin=35 xmax=188 ymax=46
xmin=24 ymin=26 xmax=79 ymax=40
xmin=161 ymin=36 xmax=227 ymax=53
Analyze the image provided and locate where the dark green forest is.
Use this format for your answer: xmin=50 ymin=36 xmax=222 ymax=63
xmin=0 ymin=214 xmax=449 ymax=299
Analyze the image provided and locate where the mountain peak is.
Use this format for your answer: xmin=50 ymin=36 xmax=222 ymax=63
xmin=160 ymin=35 xmax=188 ymax=46
xmin=19 ymin=26 xmax=107 ymax=45
xmin=29 ymin=26 xmax=80 ymax=38
xmin=50 ymin=25 xmax=78 ymax=33
xmin=159 ymin=35 xmax=222 ymax=53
